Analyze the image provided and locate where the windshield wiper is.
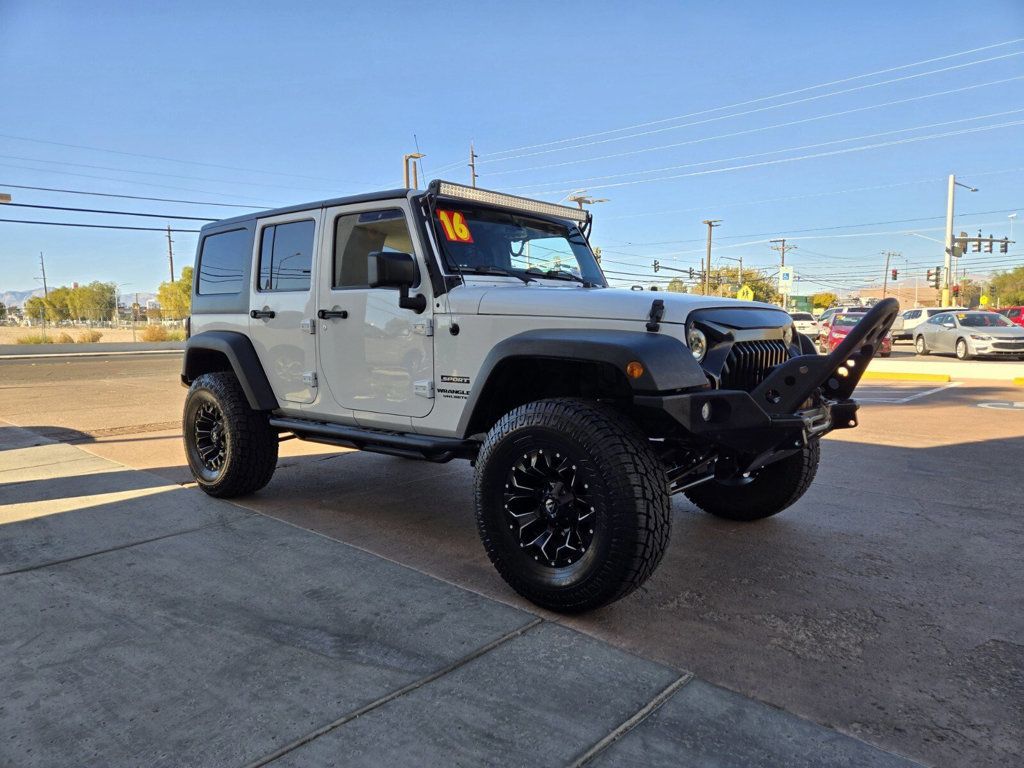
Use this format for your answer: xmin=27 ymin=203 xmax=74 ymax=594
xmin=527 ymin=267 xmax=594 ymax=287
xmin=467 ymin=265 xmax=535 ymax=284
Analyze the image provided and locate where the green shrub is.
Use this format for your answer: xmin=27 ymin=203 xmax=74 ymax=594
xmin=165 ymin=328 xmax=186 ymax=341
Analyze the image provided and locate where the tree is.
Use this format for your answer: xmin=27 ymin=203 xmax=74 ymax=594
xmin=24 ymin=296 xmax=47 ymax=324
xmin=991 ymin=266 xmax=1024 ymax=306
xmin=811 ymin=292 xmax=838 ymax=309
xmin=693 ymin=266 xmax=780 ymax=304
xmin=157 ymin=266 xmax=193 ymax=319
xmin=0 ymin=302 xmax=6 ymax=320
xmin=666 ymin=278 xmax=687 ymax=293
xmin=44 ymin=285 xmax=72 ymax=323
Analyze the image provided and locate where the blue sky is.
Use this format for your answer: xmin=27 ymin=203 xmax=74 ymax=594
xmin=1 ymin=0 xmax=1022 ymax=297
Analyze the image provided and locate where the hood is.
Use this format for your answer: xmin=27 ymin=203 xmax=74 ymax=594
xmin=968 ymin=325 xmax=1024 ymax=338
xmin=466 ymin=284 xmax=784 ymax=326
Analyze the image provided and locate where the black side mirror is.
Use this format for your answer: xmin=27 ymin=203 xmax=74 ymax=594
xmin=367 ymin=251 xmax=426 ymax=313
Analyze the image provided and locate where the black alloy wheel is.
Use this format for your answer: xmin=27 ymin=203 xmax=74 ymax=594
xmin=504 ymin=448 xmax=596 ymax=569
xmin=192 ymin=401 xmax=227 ymax=478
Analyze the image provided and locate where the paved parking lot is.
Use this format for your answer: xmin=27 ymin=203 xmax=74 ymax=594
xmin=2 ymin=352 xmax=1022 ymax=766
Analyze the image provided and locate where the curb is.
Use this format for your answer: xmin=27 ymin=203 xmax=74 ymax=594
xmin=861 ymin=371 xmax=951 ymax=383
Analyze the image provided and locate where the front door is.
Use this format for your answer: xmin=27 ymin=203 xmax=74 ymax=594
xmin=316 ymin=202 xmax=434 ymax=419
xmin=248 ymin=212 xmax=320 ymax=404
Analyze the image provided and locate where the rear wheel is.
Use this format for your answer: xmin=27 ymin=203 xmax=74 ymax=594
xmin=685 ymin=440 xmax=820 ymax=522
xmin=474 ymin=398 xmax=671 ymax=613
xmin=955 ymin=338 xmax=972 ymax=360
xmin=183 ymin=372 xmax=278 ymax=497
xmin=915 ymin=335 xmax=929 ymax=355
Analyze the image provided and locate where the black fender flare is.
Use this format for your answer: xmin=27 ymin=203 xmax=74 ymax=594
xmin=181 ymin=330 xmax=278 ymax=411
xmin=457 ymin=328 xmax=708 ymax=436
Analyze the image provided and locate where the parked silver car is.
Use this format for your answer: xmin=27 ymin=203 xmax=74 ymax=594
xmin=915 ymin=310 xmax=1024 ymax=360
xmin=788 ymin=311 xmax=820 ymax=339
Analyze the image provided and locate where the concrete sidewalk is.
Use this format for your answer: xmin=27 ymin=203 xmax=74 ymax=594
xmin=0 ymin=424 xmax=917 ymax=767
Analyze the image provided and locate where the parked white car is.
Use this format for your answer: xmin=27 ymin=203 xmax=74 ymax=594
xmin=788 ymin=311 xmax=820 ymax=340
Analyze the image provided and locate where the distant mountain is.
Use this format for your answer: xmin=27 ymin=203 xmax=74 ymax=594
xmin=0 ymin=288 xmax=158 ymax=308
xmin=0 ymin=288 xmax=44 ymax=308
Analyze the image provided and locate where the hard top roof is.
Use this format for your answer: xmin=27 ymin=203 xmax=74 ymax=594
xmin=201 ymin=188 xmax=411 ymax=232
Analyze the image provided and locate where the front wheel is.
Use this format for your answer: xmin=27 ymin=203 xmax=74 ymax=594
xmin=183 ymin=372 xmax=278 ymax=497
xmin=915 ymin=335 xmax=929 ymax=355
xmin=685 ymin=440 xmax=820 ymax=522
xmin=955 ymin=338 xmax=972 ymax=360
xmin=474 ymin=399 xmax=671 ymax=613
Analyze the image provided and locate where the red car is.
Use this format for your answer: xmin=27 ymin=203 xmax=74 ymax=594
xmin=996 ymin=306 xmax=1024 ymax=327
xmin=820 ymin=313 xmax=892 ymax=357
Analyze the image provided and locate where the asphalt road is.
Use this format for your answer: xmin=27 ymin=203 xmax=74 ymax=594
xmin=2 ymin=352 xmax=1022 ymax=767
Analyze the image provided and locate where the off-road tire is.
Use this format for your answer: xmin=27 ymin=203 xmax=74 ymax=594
xmin=183 ymin=372 xmax=278 ymax=498
xmin=685 ymin=440 xmax=820 ymax=522
xmin=474 ymin=398 xmax=671 ymax=613
xmin=955 ymin=338 xmax=972 ymax=360
xmin=915 ymin=335 xmax=929 ymax=355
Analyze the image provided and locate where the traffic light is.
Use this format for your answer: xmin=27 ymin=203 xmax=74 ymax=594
xmin=973 ymin=231 xmax=982 ymax=252
xmin=891 ymin=268 xmax=898 ymax=281
xmin=688 ymin=267 xmax=694 ymax=279
xmin=1001 ymin=237 xmax=1010 ymax=253
xmin=985 ymin=235 xmax=993 ymax=253
xmin=952 ymin=284 xmax=960 ymax=297
xmin=928 ymin=267 xmax=941 ymax=289
xmin=653 ymin=259 xmax=660 ymax=272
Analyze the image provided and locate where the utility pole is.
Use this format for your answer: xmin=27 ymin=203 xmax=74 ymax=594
xmin=166 ymin=225 xmax=175 ymax=282
xmin=881 ymin=251 xmax=899 ymax=297
xmin=38 ymin=251 xmax=49 ymax=298
xmin=943 ymin=173 xmax=977 ymax=306
xmin=770 ymin=238 xmax=796 ymax=308
xmin=468 ymin=142 xmax=478 ymax=188
xmin=702 ymin=219 xmax=721 ymax=295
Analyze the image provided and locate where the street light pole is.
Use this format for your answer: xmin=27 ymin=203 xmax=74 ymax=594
xmin=943 ymin=174 xmax=977 ymax=306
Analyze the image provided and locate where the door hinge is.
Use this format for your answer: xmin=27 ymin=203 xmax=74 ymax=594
xmin=413 ymin=379 xmax=435 ymax=399
xmin=302 ymin=371 xmax=318 ymax=388
xmin=413 ymin=319 xmax=434 ymax=337
xmin=300 ymin=318 xmax=316 ymax=334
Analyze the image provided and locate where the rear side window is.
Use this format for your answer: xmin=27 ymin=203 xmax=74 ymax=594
xmin=258 ymin=219 xmax=315 ymax=292
xmin=332 ymin=209 xmax=415 ymax=289
xmin=197 ymin=229 xmax=250 ymax=295
xmin=1010 ymin=309 xmax=1021 ymax=319
xmin=790 ymin=313 xmax=813 ymax=320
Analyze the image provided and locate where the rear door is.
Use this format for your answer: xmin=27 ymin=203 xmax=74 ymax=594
xmin=248 ymin=212 xmax=320 ymax=404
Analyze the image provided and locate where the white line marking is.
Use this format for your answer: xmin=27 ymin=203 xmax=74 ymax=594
xmin=857 ymin=382 xmax=960 ymax=404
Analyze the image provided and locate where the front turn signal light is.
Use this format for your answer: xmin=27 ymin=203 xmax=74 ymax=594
xmin=625 ymin=361 xmax=644 ymax=379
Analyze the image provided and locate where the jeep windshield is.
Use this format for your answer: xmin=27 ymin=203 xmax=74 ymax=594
xmin=431 ymin=205 xmax=606 ymax=287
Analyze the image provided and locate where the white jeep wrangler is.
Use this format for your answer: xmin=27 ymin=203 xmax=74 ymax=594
xmin=181 ymin=180 xmax=898 ymax=612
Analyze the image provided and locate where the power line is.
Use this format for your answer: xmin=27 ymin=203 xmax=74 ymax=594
xmin=0 ymin=134 xmax=374 ymax=186
xmin=0 ymin=218 xmax=200 ymax=233
xmin=0 ymin=162 xmax=287 ymax=204
xmin=6 ymin=202 xmax=216 ymax=221
xmin=480 ymin=48 xmax=1024 ymax=164
xmin=484 ymin=76 xmax=1024 ymax=178
xmin=517 ymin=110 xmax=1024 ymax=194
xmin=0 ymin=182 xmax=264 ymax=208
xmin=521 ymin=118 xmax=1024 ymax=196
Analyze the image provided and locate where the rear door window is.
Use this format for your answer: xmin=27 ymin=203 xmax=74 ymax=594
xmin=257 ymin=219 xmax=315 ymax=292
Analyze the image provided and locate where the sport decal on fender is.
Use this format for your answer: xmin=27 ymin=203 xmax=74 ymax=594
xmin=437 ymin=210 xmax=474 ymax=243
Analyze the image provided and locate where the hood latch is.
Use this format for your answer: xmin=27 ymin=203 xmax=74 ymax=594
xmin=646 ymin=299 xmax=665 ymax=332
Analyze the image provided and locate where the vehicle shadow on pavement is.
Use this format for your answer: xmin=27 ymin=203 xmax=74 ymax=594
xmin=236 ymin=434 xmax=1024 ymax=768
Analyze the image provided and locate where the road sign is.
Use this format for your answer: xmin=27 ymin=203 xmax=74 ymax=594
xmin=737 ymin=285 xmax=755 ymax=301
xmin=980 ymin=294 xmax=990 ymax=306
xmin=778 ymin=268 xmax=795 ymax=294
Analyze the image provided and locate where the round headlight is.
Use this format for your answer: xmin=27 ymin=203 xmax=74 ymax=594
xmin=687 ymin=327 xmax=708 ymax=362
xmin=783 ymin=325 xmax=795 ymax=345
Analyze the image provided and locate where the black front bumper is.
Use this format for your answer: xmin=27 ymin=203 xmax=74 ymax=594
xmin=636 ymin=298 xmax=899 ymax=457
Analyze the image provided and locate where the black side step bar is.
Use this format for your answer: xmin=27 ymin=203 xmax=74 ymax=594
xmin=268 ymin=417 xmax=479 ymax=463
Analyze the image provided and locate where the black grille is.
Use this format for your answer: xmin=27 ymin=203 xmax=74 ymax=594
xmin=720 ymin=340 xmax=791 ymax=390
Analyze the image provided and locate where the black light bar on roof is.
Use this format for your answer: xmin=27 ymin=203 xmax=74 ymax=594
xmin=428 ymin=180 xmax=590 ymax=224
